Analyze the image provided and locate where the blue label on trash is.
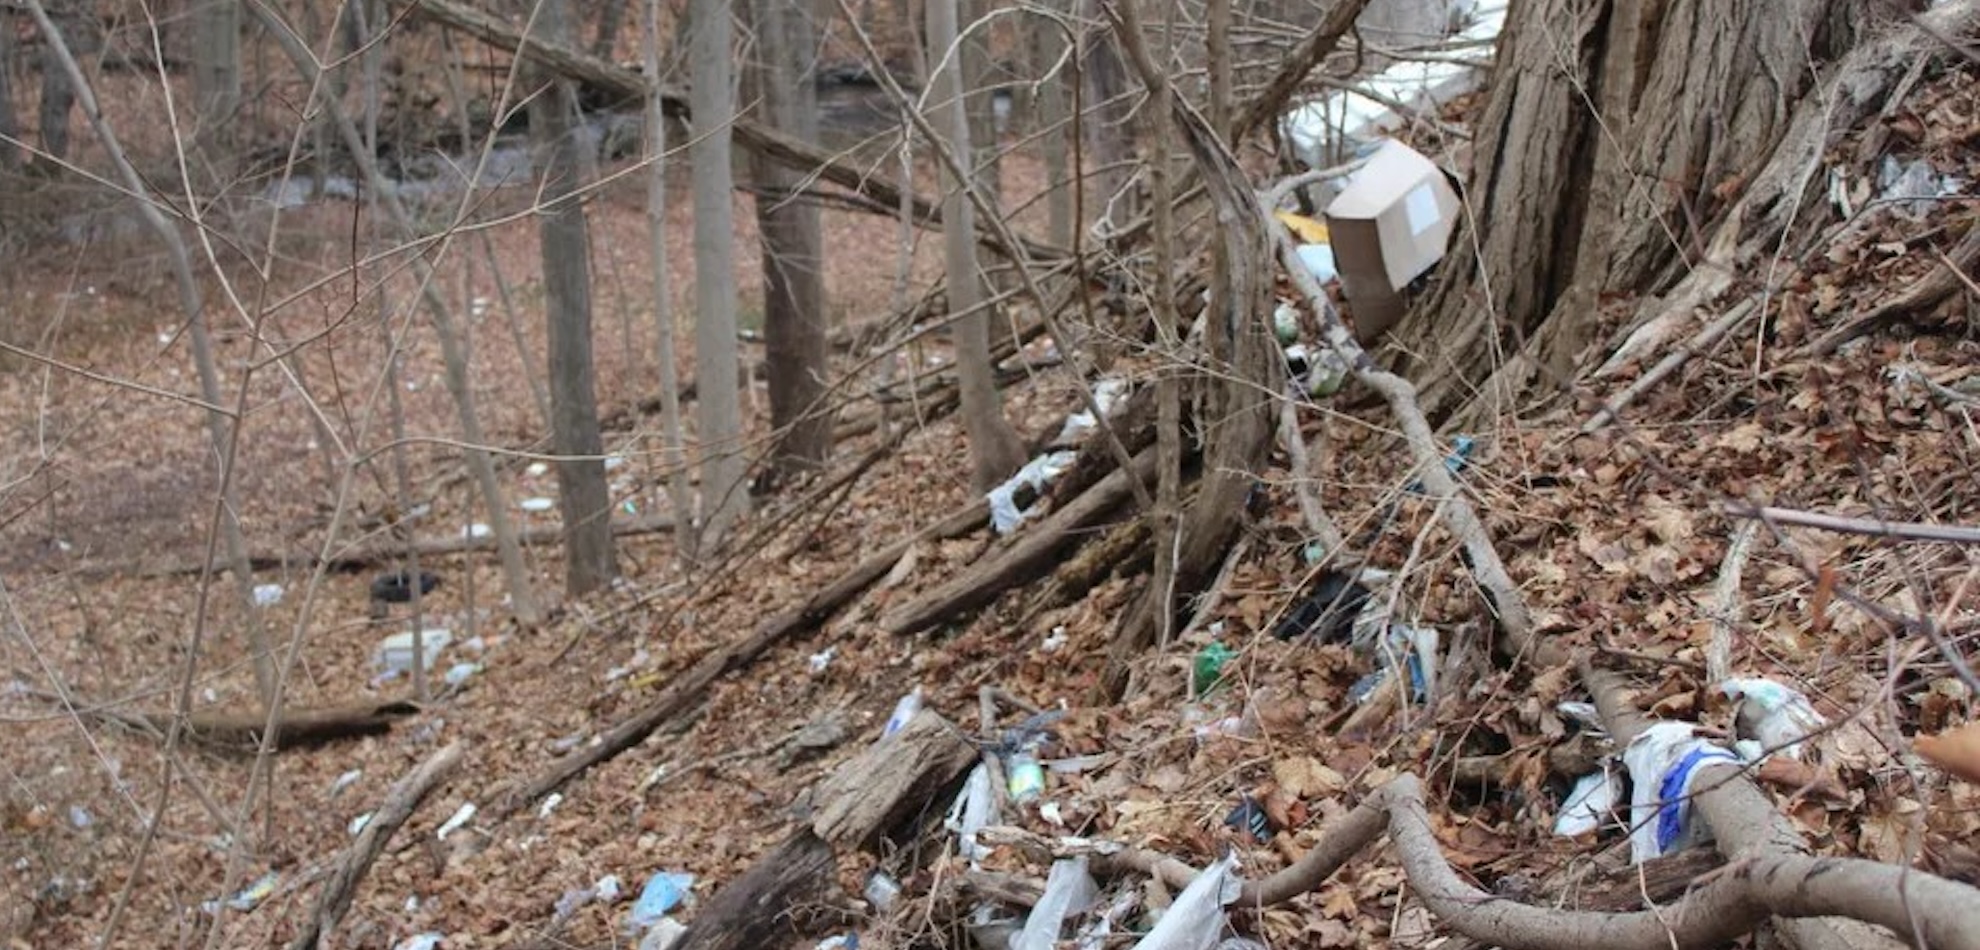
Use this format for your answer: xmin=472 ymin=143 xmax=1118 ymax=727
xmin=1655 ymin=745 xmax=1740 ymax=851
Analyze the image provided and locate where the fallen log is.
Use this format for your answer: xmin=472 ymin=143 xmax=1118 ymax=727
xmin=489 ymin=498 xmax=991 ymax=821
xmin=674 ymin=710 xmax=977 ymax=950
xmin=36 ymin=693 xmax=422 ymax=752
xmin=399 ymin=0 xmax=1064 ymax=265
xmin=881 ymin=447 xmax=1158 ymax=637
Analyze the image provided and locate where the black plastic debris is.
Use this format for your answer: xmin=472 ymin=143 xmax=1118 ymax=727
xmin=1271 ymin=569 xmax=1372 ymax=642
xmin=369 ymin=570 xmax=441 ymax=605
xmin=1224 ymin=795 xmax=1274 ymax=842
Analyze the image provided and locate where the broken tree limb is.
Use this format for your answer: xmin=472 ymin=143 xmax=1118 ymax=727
xmin=399 ymin=0 xmax=1064 ymax=265
xmin=289 ymin=742 xmax=464 ymax=950
xmin=33 ymin=691 xmax=421 ymax=752
xmin=881 ymin=447 xmax=1158 ymax=637
xmin=1814 ymin=219 xmax=1980 ymax=354
xmin=490 ymin=499 xmax=990 ymax=821
xmin=675 ymin=711 xmax=976 ymax=950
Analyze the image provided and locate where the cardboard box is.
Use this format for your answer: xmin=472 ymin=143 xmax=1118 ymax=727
xmin=1323 ymin=138 xmax=1460 ymax=341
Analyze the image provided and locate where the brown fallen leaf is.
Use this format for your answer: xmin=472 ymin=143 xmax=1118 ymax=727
xmin=1916 ymin=721 xmax=1980 ymax=784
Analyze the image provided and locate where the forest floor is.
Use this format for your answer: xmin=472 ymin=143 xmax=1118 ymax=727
xmin=3 ymin=42 xmax=1979 ymax=950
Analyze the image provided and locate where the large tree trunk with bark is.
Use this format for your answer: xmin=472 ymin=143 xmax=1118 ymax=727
xmin=690 ymin=0 xmax=750 ymax=543
xmin=751 ymin=0 xmax=834 ymax=485
xmin=534 ymin=0 xmax=620 ymax=596
xmin=1387 ymin=0 xmax=1875 ymax=422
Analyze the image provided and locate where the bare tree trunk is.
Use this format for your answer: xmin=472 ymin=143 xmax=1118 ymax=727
xmin=751 ymin=0 xmax=834 ymax=486
xmin=35 ymin=2 xmax=95 ymax=165
xmin=534 ymin=0 xmax=620 ymax=596
xmin=191 ymin=0 xmax=241 ymax=155
xmin=592 ymin=0 xmax=633 ymax=57
xmin=0 ymin=15 xmax=21 ymax=170
xmin=1025 ymin=3 xmax=1072 ymax=248
xmin=1391 ymin=0 xmax=1874 ymax=421
xmin=644 ymin=0 xmax=697 ymax=563
xmin=691 ymin=0 xmax=751 ymax=543
xmin=929 ymin=0 xmax=1027 ymax=491
xmin=1077 ymin=0 xmax=1133 ymax=228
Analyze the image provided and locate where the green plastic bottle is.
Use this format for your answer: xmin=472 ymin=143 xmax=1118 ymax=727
xmin=1192 ymin=642 xmax=1235 ymax=695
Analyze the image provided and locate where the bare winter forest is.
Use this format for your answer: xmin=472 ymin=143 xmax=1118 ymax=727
xmin=2 ymin=0 xmax=1979 ymax=948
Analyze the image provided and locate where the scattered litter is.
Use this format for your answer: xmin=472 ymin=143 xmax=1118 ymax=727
xmin=349 ymin=813 xmax=371 ymax=836
xmin=815 ymin=936 xmax=857 ymax=950
xmin=946 ymin=761 xmax=1001 ymax=866
xmin=808 ymin=647 xmax=836 ymax=673
xmin=1042 ymin=626 xmax=1069 ymax=653
xmin=1404 ymin=435 xmax=1476 ymax=494
xmin=435 ymin=802 xmax=476 ymax=841
xmin=67 ymin=805 xmax=91 ymax=829
xmin=883 ymin=686 xmax=924 ymax=739
xmin=1057 ymin=378 xmax=1130 ymax=443
xmin=1131 ymin=853 xmax=1239 ymax=950
xmin=1322 ymin=139 xmax=1463 ymax=340
xmin=1192 ymin=642 xmax=1234 ymax=696
xmin=443 ymin=663 xmax=480 ymax=687
xmin=462 ymin=522 xmax=492 ymax=539
xmin=1723 ymin=678 xmax=1827 ymax=761
xmin=1557 ymin=702 xmax=1606 ymax=734
xmin=1271 ymin=301 xmax=1302 ymax=345
xmin=251 ymin=583 xmax=284 ymax=607
xmin=519 ymin=496 xmax=555 ymax=512
xmin=606 ymin=648 xmax=652 ymax=681
xmin=595 ymin=874 xmax=622 ymax=902
xmin=1553 ymin=766 xmax=1620 ymax=836
xmin=526 ymin=462 xmax=549 ymax=477
xmin=376 ymin=628 xmax=453 ymax=676
xmin=628 ymin=871 xmax=696 ymax=931
xmin=637 ymin=917 xmax=686 ymax=950
xmin=1007 ymin=744 xmax=1048 ymax=804
xmin=538 ymin=793 xmax=564 ymax=820
xmin=1014 ymin=857 xmax=1098 ymax=950
xmin=605 ymin=454 xmax=628 ymax=470
xmin=1295 ymin=243 xmax=1338 ymax=285
xmin=1622 ymin=723 xmax=1741 ymax=862
xmin=1273 ymin=569 xmax=1375 ymax=642
xmin=205 ymin=870 xmax=280 ymax=914
xmin=394 ymin=934 xmax=444 ymax=950
xmin=328 ymin=769 xmax=363 ymax=797
xmin=988 ymin=451 xmax=1079 ymax=534
xmin=863 ymin=870 xmax=901 ymax=911
xmin=1273 ymin=209 xmax=1330 ymax=244
xmin=1878 ymin=155 xmax=1965 ymax=219
xmin=1223 ymin=795 xmax=1273 ymax=842
xmin=370 ymin=570 xmax=440 ymax=605
xmin=1040 ymin=800 xmax=1066 ymax=826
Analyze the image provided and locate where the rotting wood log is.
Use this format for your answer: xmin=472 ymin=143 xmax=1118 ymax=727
xmin=673 ymin=711 xmax=976 ymax=950
xmin=398 ymin=0 xmax=1063 ymax=265
xmin=75 ymin=516 xmax=674 ymax=580
xmin=289 ymin=742 xmax=463 ymax=950
xmin=38 ymin=694 xmax=423 ymax=752
xmin=489 ymin=500 xmax=992 ymax=821
xmin=882 ymin=447 xmax=1158 ymax=637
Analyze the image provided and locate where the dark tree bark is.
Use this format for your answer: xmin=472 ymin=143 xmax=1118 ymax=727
xmin=1387 ymin=0 xmax=1875 ymax=422
xmin=533 ymin=0 xmax=620 ymax=595
xmin=0 ymin=15 xmax=20 ymax=170
xmin=590 ymin=0 xmax=631 ymax=57
xmin=35 ymin=3 xmax=96 ymax=165
xmin=751 ymin=0 xmax=834 ymax=485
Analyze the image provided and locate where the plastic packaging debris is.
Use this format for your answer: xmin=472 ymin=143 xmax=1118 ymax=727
xmin=987 ymin=451 xmax=1079 ymax=534
xmin=1014 ymin=857 xmax=1099 ymax=950
xmin=435 ymin=802 xmax=476 ymax=840
xmin=1622 ymin=723 xmax=1741 ymax=862
xmin=462 ymin=522 xmax=492 ymax=540
xmin=1557 ymin=702 xmax=1606 ymax=734
xmin=527 ymin=462 xmax=550 ymax=477
xmin=443 ymin=663 xmax=480 ymax=687
xmin=349 ymin=813 xmax=372 ymax=836
xmin=1295 ymin=243 xmax=1339 ymax=285
xmin=637 ymin=917 xmax=686 ymax=950
xmin=252 ymin=583 xmax=284 ymax=607
xmin=1008 ymin=744 xmax=1048 ymax=804
xmin=1223 ymin=796 xmax=1273 ymax=842
xmin=1192 ymin=642 xmax=1234 ymax=696
xmin=207 ymin=870 xmax=280 ymax=914
xmin=68 ymin=805 xmax=91 ymax=829
xmin=1878 ymin=155 xmax=1966 ymax=219
xmin=1283 ymin=343 xmax=1349 ymax=398
xmin=883 ymin=686 xmax=924 ymax=739
xmin=945 ymin=761 xmax=1001 ymax=866
xmin=606 ymin=648 xmax=653 ymax=681
xmin=555 ymin=874 xmax=626 ymax=921
xmin=1131 ymin=853 xmax=1241 ymax=950
xmin=815 ymin=936 xmax=857 ymax=950
xmin=1042 ymin=626 xmax=1069 ymax=653
xmin=1058 ymin=378 xmax=1131 ymax=443
xmin=1405 ymin=435 xmax=1475 ymax=494
xmin=1722 ymin=678 xmax=1827 ymax=761
xmin=1553 ymin=766 xmax=1620 ymax=836
xmin=1273 ymin=209 xmax=1331 ymax=244
xmin=1273 ymin=570 xmax=1375 ymax=642
xmin=808 ymin=647 xmax=836 ymax=673
xmin=519 ymin=496 xmax=555 ymax=513
xmin=1271 ymin=301 xmax=1302 ymax=345
xmin=377 ymin=628 xmax=452 ymax=675
xmin=595 ymin=874 xmax=622 ymax=902
xmin=395 ymin=934 xmax=444 ymax=950
xmin=863 ymin=870 xmax=901 ymax=911
xmin=628 ymin=871 xmax=696 ymax=930
xmin=538 ymin=793 xmax=564 ymax=820
xmin=328 ymin=769 xmax=363 ymax=797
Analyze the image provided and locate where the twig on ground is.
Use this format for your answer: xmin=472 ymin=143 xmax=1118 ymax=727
xmin=1707 ymin=521 xmax=1760 ymax=684
xmin=1724 ymin=502 xmax=1980 ymax=545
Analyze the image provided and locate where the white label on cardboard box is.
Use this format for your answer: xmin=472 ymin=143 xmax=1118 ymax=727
xmin=1405 ymin=183 xmax=1440 ymax=236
